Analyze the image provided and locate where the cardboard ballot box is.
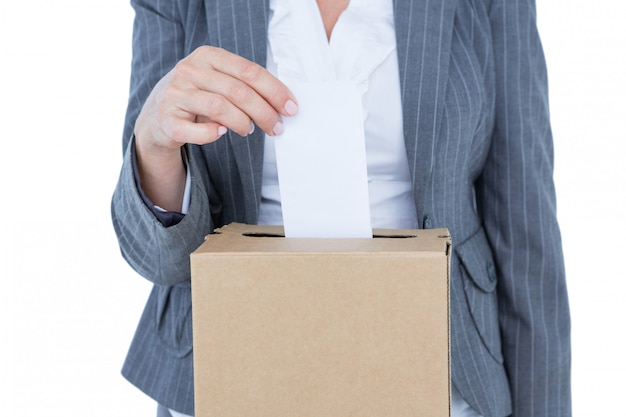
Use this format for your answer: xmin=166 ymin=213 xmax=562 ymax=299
xmin=191 ymin=223 xmax=451 ymax=417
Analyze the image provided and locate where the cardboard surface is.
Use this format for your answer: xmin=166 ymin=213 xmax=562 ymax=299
xmin=191 ymin=223 xmax=451 ymax=417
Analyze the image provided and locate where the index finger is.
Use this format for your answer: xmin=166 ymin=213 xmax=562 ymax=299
xmin=200 ymin=46 xmax=298 ymax=117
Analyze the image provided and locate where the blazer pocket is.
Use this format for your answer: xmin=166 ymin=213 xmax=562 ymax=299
xmin=456 ymin=228 xmax=504 ymax=363
xmin=155 ymin=283 xmax=193 ymax=358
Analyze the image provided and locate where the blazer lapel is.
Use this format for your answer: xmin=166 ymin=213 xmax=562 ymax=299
xmin=394 ymin=0 xmax=457 ymax=227
xmin=204 ymin=0 xmax=270 ymax=223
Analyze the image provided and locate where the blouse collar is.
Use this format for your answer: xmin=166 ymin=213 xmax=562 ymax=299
xmin=268 ymin=0 xmax=396 ymax=86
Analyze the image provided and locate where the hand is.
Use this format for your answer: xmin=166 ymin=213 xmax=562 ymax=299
xmin=132 ymin=46 xmax=298 ymax=211
xmin=136 ymin=45 xmax=298 ymax=151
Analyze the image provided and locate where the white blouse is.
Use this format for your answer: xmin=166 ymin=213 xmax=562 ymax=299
xmin=257 ymin=0 xmax=418 ymax=230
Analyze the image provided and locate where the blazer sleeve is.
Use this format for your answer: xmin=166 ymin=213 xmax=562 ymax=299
xmin=477 ymin=0 xmax=572 ymax=415
xmin=111 ymin=0 xmax=214 ymax=286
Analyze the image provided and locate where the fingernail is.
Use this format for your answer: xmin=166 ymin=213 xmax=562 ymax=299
xmin=218 ymin=126 xmax=228 ymax=136
xmin=284 ymin=100 xmax=298 ymax=116
xmin=272 ymin=120 xmax=284 ymax=136
xmin=248 ymin=123 xmax=255 ymax=135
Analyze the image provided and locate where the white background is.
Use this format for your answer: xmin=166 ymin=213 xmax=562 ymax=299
xmin=0 ymin=1 xmax=624 ymax=416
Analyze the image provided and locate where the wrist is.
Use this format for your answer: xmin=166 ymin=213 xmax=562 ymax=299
xmin=134 ymin=132 xmax=187 ymax=212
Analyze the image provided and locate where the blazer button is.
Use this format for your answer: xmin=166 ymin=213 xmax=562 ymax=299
xmin=487 ymin=262 xmax=497 ymax=283
xmin=423 ymin=215 xmax=432 ymax=229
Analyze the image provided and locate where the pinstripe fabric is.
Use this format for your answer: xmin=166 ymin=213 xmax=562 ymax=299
xmin=111 ymin=0 xmax=571 ymax=415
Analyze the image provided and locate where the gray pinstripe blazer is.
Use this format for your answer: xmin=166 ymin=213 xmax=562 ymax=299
xmin=111 ymin=0 xmax=571 ymax=415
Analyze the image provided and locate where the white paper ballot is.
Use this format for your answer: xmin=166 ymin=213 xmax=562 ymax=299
xmin=274 ymin=81 xmax=372 ymax=238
